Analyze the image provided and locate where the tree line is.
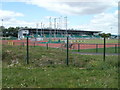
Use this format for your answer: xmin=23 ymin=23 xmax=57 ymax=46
xmin=0 ymin=26 xmax=112 ymax=38
xmin=0 ymin=26 xmax=28 ymax=37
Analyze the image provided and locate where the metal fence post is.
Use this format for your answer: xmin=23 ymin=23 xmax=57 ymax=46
xmin=46 ymin=43 xmax=48 ymax=50
xmin=23 ymin=42 xmax=24 ymax=47
xmin=96 ymin=44 xmax=98 ymax=53
xmin=115 ymin=44 xmax=117 ymax=53
xmin=26 ymin=37 xmax=29 ymax=64
xmin=34 ymin=42 xmax=35 ymax=47
xmin=66 ymin=36 xmax=69 ymax=66
xmin=103 ymin=37 xmax=106 ymax=61
xmin=78 ymin=43 xmax=80 ymax=52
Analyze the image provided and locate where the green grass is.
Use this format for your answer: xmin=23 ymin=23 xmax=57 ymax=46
xmin=2 ymin=45 xmax=119 ymax=88
xmin=68 ymin=39 xmax=118 ymax=44
xmin=2 ymin=66 xmax=118 ymax=88
xmin=71 ymin=47 xmax=120 ymax=53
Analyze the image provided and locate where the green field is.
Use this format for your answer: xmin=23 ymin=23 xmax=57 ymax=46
xmin=71 ymin=47 xmax=119 ymax=53
xmin=2 ymin=45 xmax=119 ymax=88
xmin=66 ymin=39 xmax=118 ymax=44
xmin=46 ymin=38 xmax=118 ymax=44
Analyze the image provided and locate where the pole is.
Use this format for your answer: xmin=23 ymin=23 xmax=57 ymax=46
xmin=23 ymin=42 xmax=24 ymax=47
xmin=34 ymin=42 xmax=35 ymax=47
xmin=58 ymin=17 xmax=60 ymax=29
xmin=64 ymin=16 xmax=67 ymax=36
xmin=96 ymin=44 xmax=98 ymax=53
xmin=1 ymin=19 xmax=3 ymax=27
xmin=66 ymin=36 xmax=69 ymax=65
xmin=115 ymin=44 xmax=117 ymax=53
xmin=43 ymin=24 xmax=45 ymax=37
xmin=26 ymin=36 xmax=29 ymax=64
xmin=49 ymin=17 xmax=52 ymax=37
xmin=1 ymin=19 xmax=3 ymax=37
xmin=41 ymin=22 xmax=42 ymax=37
xmin=54 ymin=18 xmax=56 ymax=38
xmin=46 ymin=43 xmax=48 ymax=50
xmin=103 ymin=37 xmax=106 ymax=61
xmin=78 ymin=43 xmax=80 ymax=52
xmin=49 ymin=17 xmax=52 ymax=28
xmin=36 ymin=23 xmax=38 ymax=36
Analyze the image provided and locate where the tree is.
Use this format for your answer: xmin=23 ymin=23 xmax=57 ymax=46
xmin=1 ymin=26 xmax=29 ymax=37
xmin=99 ymin=33 xmax=111 ymax=38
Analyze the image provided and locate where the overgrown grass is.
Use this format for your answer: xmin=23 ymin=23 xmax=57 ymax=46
xmin=2 ymin=45 xmax=119 ymax=88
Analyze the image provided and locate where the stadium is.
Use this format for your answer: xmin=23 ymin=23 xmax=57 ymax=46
xmin=18 ymin=28 xmax=101 ymax=40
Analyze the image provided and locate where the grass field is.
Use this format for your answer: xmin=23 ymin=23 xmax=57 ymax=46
xmin=71 ymin=47 xmax=119 ymax=53
xmin=62 ymin=39 xmax=118 ymax=44
xmin=2 ymin=45 xmax=119 ymax=88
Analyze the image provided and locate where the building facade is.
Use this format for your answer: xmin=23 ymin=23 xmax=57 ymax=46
xmin=18 ymin=28 xmax=101 ymax=40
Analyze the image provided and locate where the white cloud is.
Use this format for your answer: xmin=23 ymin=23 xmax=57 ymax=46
xmin=0 ymin=18 xmax=39 ymax=28
xmin=2 ymin=0 xmax=118 ymax=15
xmin=0 ymin=9 xmax=35 ymax=28
xmin=0 ymin=10 xmax=24 ymax=20
xmin=70 ymin=10 xmax=118 ymax=34
xmin=23 ymin=0 xmax=118 ymax=15
xmin=25 ymin=2 xmax=109 ymax=15
xmin=3 ymin=0 xmax=119 ymax=3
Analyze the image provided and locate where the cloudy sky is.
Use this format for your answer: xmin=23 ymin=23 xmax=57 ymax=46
xmin=0 ymin=0 xmax=119 ymax=35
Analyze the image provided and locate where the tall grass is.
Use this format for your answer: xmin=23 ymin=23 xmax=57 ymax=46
xmin=2 ymin=45 xmax=119 ymax=88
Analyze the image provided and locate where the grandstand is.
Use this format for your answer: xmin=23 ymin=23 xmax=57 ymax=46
xmin=18 ymin=28 xmax=101 ymax=40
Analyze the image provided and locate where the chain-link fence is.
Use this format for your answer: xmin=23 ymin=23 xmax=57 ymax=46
xmin=2 ymin=37 xmax=119 ymax=67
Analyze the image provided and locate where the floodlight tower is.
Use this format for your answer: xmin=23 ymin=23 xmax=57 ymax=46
xmin=1 ymin=19 xmax=3 ymax=37
xmin=56 ymin=21 xmax=58 ymax=37
xmin=42 ymin=23 xmax=45 ymax=37
xmin=49 ymin=17 xmax=52 ymax=37
xmin=58 ymin=17 xmax=61 ymax=29
xmin=60 ymin=16 xmax=63 ymax=29
xmin=54 ymin=18 xmax=56 ymax=37
xmin=60 ymin=16 xmax=64 ymax=37
xmin=1 ymin=19 xmax=3 ymax=27
xmin=36 ymin=23 xmax=39 ymax=37
xmin=64 ymin=16 xmax=67 ymax=36
xmin=49 ymin=17 xmax=52 ymax=28
xmin=41 ymin=22 xmax=43 ymax=37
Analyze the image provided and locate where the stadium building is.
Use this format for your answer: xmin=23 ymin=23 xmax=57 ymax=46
xmin=18 ymin=28 xmax=101 ymax=40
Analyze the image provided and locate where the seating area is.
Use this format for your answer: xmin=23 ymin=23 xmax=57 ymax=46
xmin=32 ymin=34 xmax=101 ymax=39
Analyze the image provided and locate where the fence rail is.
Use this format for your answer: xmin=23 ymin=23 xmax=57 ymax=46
xmin=2 ymin=40 xmax=120 ymax=54
xmin=2 ymin=38 xmax=119 ymax=66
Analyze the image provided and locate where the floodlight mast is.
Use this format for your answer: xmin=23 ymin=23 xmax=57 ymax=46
xmin=64 ymin=16 xmax=67 ymax=36
xmin=1 ymin=19 xmax=3 ymax=27
xmin=58 ymin=17 xmax=61 ymax=37
xmin=41 ymin=22 xmax=42 ymax=37
xmin=54 ymin=18 xmax=56 ymax=38
xmin=49 ymin=17 xmax=52 ymax=28
xmin=36 ymin=23 xmax=39 ymax=36
xmin=49 ymin=17 xmax=52 ymax=37
xmin=43 ymin=24 xmax=45 ymax=36
xmin=58 ymin=17 xmax=61 ymax=29
xmin=1 ymin=19 xmax=3 ymax=37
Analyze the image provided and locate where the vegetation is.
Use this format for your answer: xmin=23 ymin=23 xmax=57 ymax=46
xmin=99 ymin=33 xmax=111 ymax=38
xmin=0 ymin=26 xmax=29 ymax=37
xmin=2 ymin=45 xmax=119 ymax=88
